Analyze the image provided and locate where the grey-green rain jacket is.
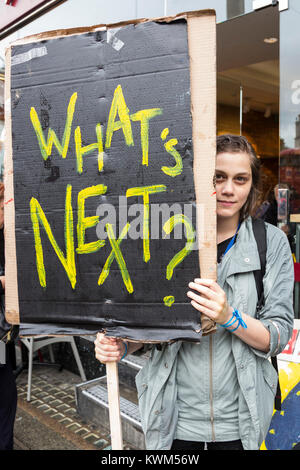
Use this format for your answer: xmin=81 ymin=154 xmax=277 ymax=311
xmin=135 ymin=218 xmax=294 ymax=450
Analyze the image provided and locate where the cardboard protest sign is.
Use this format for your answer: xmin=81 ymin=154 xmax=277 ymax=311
xmin=4 ymin=11 xmax=216 ymax=341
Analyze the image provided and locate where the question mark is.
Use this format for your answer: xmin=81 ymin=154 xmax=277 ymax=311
xmin=162 ymin=214 xmax=196 ymax=307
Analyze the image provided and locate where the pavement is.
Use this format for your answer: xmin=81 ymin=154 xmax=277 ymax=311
xmin=13 ymin=363 xmax=135 ymax=451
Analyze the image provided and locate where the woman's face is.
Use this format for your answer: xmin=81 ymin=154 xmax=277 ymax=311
xmin=215 ymin=151 xmax=252 ymax=221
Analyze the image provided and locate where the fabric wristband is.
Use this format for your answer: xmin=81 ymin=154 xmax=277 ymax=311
xmin=220 ymin=309 xmax=247 ymax=332
xmin=121 ymin=341 xmax=128 ymax=360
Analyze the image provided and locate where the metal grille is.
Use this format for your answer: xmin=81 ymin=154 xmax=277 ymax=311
xmin=122 ymin=354 xmax=147 ymax=370
xmin=83 ymin=384 xmax=142 ymax=427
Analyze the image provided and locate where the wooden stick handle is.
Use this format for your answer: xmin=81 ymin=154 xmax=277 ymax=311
xmin=106 ymin=361 xmax=123 ymax=450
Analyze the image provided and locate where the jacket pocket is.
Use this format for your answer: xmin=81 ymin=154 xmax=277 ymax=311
xmin=261 ymin=358 xmax=278 ymax=397
xmin=135 ymin=367 xmax=148 ymax=400
xmin=256 ymin=359 xmax=278 ymax=441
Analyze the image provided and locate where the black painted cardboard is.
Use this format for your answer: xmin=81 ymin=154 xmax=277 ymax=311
xmin=5 ymin=12 xmax=216 ymax=341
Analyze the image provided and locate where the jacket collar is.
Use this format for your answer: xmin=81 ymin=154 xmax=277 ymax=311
xmin=218 ymin=217 xmax=261 ymax=282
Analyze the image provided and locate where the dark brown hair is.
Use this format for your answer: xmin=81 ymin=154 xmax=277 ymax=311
xmin=216 ymin=134 xmax=261 ymax=221
xmin=0 ymin=182 xmax=4 ymax=201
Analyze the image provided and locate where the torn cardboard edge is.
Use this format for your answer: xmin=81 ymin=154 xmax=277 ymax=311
xmin=5 ymin=9 xmax=216 ymax=48
xmin=4 ymin=10 xmax=217 ymax=337
xmin=18 ymin=323 xmax=202 ymax=343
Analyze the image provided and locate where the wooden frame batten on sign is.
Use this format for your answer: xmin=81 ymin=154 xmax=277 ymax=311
xmin=188 ymin=13 xmax=217 ymax=335
xmin=4 ymin=46 xmax=19 ymax=325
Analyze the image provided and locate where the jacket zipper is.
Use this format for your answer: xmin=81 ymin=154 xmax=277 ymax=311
xmin=209 ymin=334 xmax=216 ymax=441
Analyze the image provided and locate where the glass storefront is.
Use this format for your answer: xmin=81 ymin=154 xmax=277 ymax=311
xmin=217 ymin=6 xmax=280 ymax=208
xmin=217 ymin=76 xmax=242 ymax=136
xmin=280 ymin=0 xmax=300 ymax=216
xmin=280 ymin=0 xmax=300 ymax=316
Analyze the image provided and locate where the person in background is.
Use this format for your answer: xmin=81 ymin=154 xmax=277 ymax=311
xmin=0 ymin=182 xmax=18 ymax=450
xmin=94 ymin=135 xmax=294 ymax=451
xmin=256 ymin=183 xmax=295 ymax=251
xmin=256 ymin=183 xmax=288 ymax=227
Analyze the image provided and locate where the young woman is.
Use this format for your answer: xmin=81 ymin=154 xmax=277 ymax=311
xmin=94 ymin=135 xmax=294 ymax=451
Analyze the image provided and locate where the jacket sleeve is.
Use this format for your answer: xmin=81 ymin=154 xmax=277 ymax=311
xmin=255 ymin=225 xmax=295 ymax=358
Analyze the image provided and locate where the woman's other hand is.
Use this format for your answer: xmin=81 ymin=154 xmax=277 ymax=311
xmin=94 ymin=332 xmax=127 ymax=364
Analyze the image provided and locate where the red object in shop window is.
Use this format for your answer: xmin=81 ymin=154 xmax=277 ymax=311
xmin=281 ymin=329 xmax=299 ymax=355
xmin=294 ymin=262 xmax=300 ymax=282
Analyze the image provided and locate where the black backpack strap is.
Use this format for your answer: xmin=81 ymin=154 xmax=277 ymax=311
xmin=271 ymin=356 xmax=282 ymax=411
xmin=252 ymin=217 xmax=282 ymax=411
xmin=252 ymin=217 xmax=267 ymax=315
